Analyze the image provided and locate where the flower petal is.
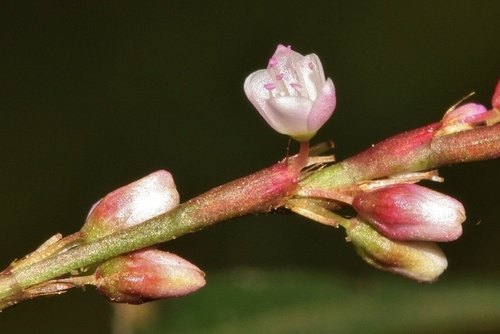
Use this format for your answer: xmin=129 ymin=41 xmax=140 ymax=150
xmin=307 ymin=78 xmax=336 ymax=133
xmin=266 ymin=96 xmax=313 ymax=138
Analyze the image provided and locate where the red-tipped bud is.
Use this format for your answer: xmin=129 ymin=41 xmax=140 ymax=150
xmin=442 ymin=103 xmax=488 ymax=125
xmin=346 ymin=218 xmax=448 ymax=282
xmin=95 ymin=249 xmax=205 ymax=304
xmin=493 ymin=79 xmax=500 ymax=109
xmin=352 ymin=184 xmax=465 ymax=242
xmin=81 ymin=170 xmax=179 ymax=242
xmin=438 ymin=81 xmax=500 ymax=137
xmin=437 ymin=103 xmax=492 ymax=136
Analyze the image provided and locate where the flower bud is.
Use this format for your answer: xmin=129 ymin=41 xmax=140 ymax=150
xmin=95 ymin=249 xmax=205 ymax=304
xmin=81 ymin=170 xmax=179 ymax=242
xmin=346 ymin=218 xmax=448 ymax=282
xmin=244 ymin=44 xmax=336 ymax=141
xmin=352 ymin=184 xmax=465 ymax=242
xmin=437 ymin=102 xmax=490 ymax=136
xmin=442 ymin=103 xmax=488 ymax=126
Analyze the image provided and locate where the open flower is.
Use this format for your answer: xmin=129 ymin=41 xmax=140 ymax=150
xmin=352 ymin=184 xmax=465 ymax=242
xmin=244 ymin=44 xmax=336 ymax=141
xmin=81 ymin=170 xmax=180 ymax=242
xmin=95 ymin=249 xmax=205 ymax=304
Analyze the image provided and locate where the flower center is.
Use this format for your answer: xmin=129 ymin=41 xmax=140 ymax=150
xmin=265 ymin=52 xmax=311 ymax=99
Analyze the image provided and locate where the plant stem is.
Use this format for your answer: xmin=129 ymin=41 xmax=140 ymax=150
xmin=302 ymin=122 xmax=500 ymax=191
xmin=2 ymin=119 xmax=500 ymax=310
xmin=0 ymin=161 xmax=301 ymax=310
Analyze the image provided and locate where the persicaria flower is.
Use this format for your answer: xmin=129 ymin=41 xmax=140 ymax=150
xmin=244 ymin=44 xmax=336 ymax=141
xmin=94 ymin=249 xmax=205 ymax=304
xmin=352 ymin=184 xmax=465 ymax=242
xmin=345 ymin=217 xmax=448 ymax=283
xmin=81 ymin=170 xmax=180 ymax=242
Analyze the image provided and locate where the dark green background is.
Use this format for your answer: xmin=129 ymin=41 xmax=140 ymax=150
xmin=1 ymin=1 xmax=499 ymax=333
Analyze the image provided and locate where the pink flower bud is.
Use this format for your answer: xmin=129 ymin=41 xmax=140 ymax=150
xmin=244 ymin=45 xmax=336 ymax=141
xmin=492 ymin=79 xmax=500 ymax=109
xmin=81 ymin=170 xmax=179 ymax=242
xmin=346 ymin=218 xmax=448 ymax=282
xmin=95 ymin=249 xmax=205 ymax=304
xmin=442 ymin=103 xmax=488 ymax=125
xmin=352 ymin=184 xmax=465 ymax=242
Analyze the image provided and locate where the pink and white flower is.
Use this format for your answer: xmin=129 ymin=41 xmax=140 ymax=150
xmin=244 ymin=45 xmax=336 ymax=141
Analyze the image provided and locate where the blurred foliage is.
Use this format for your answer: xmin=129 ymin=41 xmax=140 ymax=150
xmin=0 ymin=1 xmax=499 ymax=333
xmin=129 ymin=268 xmax=500 ymax=334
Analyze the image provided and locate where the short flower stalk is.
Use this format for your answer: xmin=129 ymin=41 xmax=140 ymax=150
xmin=0 ymin=46 xmax=498 ymax=312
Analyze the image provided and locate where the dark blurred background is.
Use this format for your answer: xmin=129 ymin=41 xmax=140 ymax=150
xmin=1 ymin=1 xmax=499 ymax=333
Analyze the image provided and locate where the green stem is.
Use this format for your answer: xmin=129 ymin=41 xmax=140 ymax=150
xmin=0 ymin=161 xmax=301 ymax=309
xmin=2 ymin=119 xmax=500 ymax=310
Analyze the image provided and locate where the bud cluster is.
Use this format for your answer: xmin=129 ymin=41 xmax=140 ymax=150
xmin=340 ymin=81 xmax=498 ymax=281
xmin=344 ymin=183 xmax=465 ymax=282
xmin=244 ymin=46 xmax=497 ymax=283
xmin=80 ymin=170 xmax=205 ymax=303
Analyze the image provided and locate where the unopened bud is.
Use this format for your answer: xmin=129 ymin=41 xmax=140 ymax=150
xmin=352 ymin=184 xmax=465 ymax=242
xmin=95 ymin=249 xmax=205 ymax=304
xmin=442 ymin=103 xmax=488 ymax=126
xmin=346 ymin=218 xmax=448 ymax=282
xmin=81 ymin=170 xmax=179 ymax=242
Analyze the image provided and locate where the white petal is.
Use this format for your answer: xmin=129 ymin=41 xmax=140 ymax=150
xmin=297 ymin=54 xmax=325 ymax=101
xmin=244 ymin=70 xmax=275 ymax=125
xmin=265 ymin=96 xmax=313 ymax=137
